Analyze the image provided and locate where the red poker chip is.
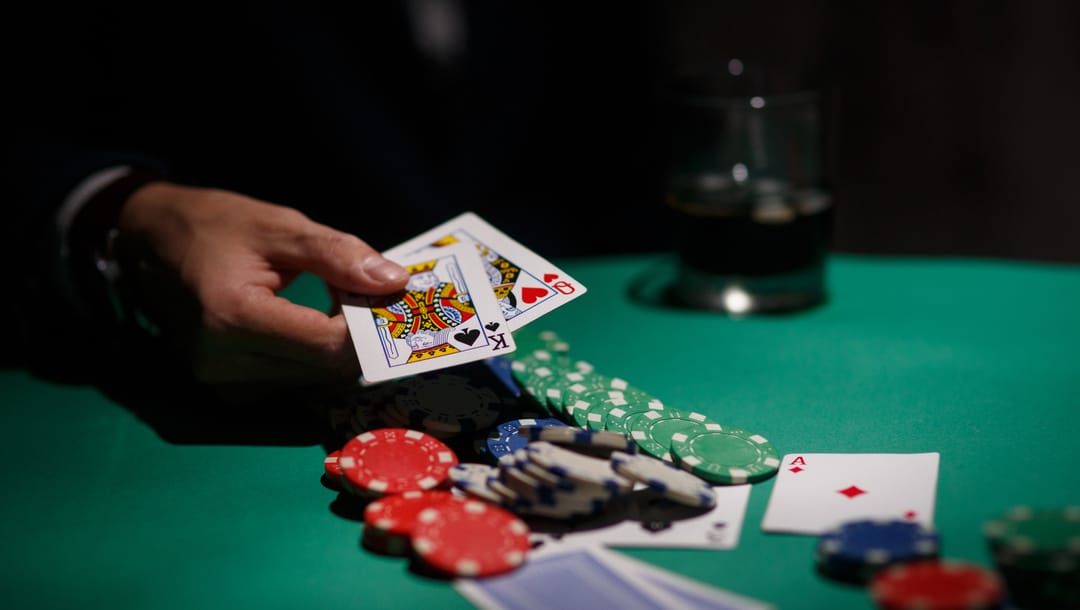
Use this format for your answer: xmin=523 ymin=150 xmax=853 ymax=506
xmin=360 ymin=525 xmax=410 ymax=557
xmin=324 ymin=450 xmax=345 ymax=478
xmin=410 ymin=499 xmax=531 ymax=578
xmin=363 ymin=490 xmax=461 ymax=537
xmin=339 ymin=428 xmax=459 ymax=496
xmin=870 ymin=560 xmax=1004 ymax=610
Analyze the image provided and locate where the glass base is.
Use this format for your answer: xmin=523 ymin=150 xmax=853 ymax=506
xmin=670 ymin=263 xmax=826 ymax=314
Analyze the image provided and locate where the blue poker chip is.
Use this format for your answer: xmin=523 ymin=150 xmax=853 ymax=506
xmin=816 ymin=519 xmax=941 ymax=583
xmin=485 ymin=417 xmax=567 ymax=461
xmin=481 ymin=355 xmax=522 ymax=398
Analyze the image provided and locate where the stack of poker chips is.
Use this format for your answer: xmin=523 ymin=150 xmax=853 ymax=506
xmin=503 ymin=333 xmax=782 ymax=486
xmin=324 ymin=427 xmax=532 ymax=578
xmin=983 ymin=505 xmax=1080 ymax=609
xmin=815 ymin=519 xmax=942 ymax=584
xmin=813 ymin=517 xmax=1009 ymax=609
xmin=868 ymin=560 xmax=1005 ymax=610
xmin=315 ymin=328 xmax=784 ymax=578
xmin=451 ymin=431 xmax=719 ymax=521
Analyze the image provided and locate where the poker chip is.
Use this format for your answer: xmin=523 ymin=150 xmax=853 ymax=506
xmin=817 ymin=519 xmax=942 ymax=583
xmin=525 ymin=441 xmax=633 ymax=494
xmin=609 ymin=450 xmax=716 ymax=509
xmin=511 ymin=328 xmax=571 ymax=356
xmin=630 ymin=410 xmax=722 ymax=461
xmin=324 ymin=450 xmax=344 ymax=478
xmin=603 ymin=396 xmax=667 ymax=436
xmin=388 ymin=374 xmax=503 ymax=438
xmin=520 ymin=426 xmax=636 ymax=455
xmin=869 ymin=560 xmax=1004 ymax=610
xmin=411 ymin=500 xmax=531 ymax=577
xmin=579 ymin=389 xmax=658 ymax=431
xmin=560 ymin=372 xmax=639 ymax=423
xmin=669 ymin=427 xmax=780 ymax=484
xmin=983 ymin=505 xmax=1080 ymax=570
xmin=983 ymin=505 xmax=1080 ymax=609
xmin=448 ymin=463 xmax=504 ymax=504
xmin=363 ymin=490 xmax=460 ymax=537
xmin=338 ymin=428 xmax=459 ymax=496
xmin=361 ymin=490 xmax=463 ymax=556
xmin=485 ymin=418 xmax=567 ymax=462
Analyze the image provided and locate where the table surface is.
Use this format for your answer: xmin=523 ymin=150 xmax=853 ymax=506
xmin=3 ymin=253 xmax=1079 ymax=610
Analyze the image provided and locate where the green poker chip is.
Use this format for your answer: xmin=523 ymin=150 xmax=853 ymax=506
xmin=630 ymin=410 xmax=722 ymax=461
xmin=603 ymin=395 xmax=667 ymax=436
xmin=512 ymin=328 xmax=572 ymax=356
xmin=581 ymin=389 xmax=663 ymax=432
xmin=670 ymin=426 xmax=780 ymax=484
xmin=983 ymin=506 xmax=1080 ymax=571
xmin=559 ymin=371 xmax=640 ymax=421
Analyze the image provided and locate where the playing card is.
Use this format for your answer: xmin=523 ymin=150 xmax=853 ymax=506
xmin=527 ymin=484 xmax=752 ymax=550
xmin=595 ymin=547 xmax=775 ymax=610
xmin=456 ymin=545 xmax=773 ymax=610
xmin=455 ymin=545 xmax=680 ymax=610
xmin=382 ymin=212 xmax=587 ymax=331
xmin=341 ymin=243 xmax=516 ymax=383
xmin=760 ymin=452 xmax=940 ymax=535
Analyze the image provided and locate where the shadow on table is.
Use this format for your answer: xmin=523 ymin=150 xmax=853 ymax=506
xmin=11 ymin=329 xmax=327 ymax=448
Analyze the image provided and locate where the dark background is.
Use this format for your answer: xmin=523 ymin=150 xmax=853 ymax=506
xmin=661 ymin=1 xmax=1080 ymax=263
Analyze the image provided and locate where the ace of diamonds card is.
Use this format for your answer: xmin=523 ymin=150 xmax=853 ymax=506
xmin=761 ymin=452 xmax=940 ymax=535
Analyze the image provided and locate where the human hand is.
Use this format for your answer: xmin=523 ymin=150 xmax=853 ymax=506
xmin=115 ymin=182 xmax=409 ymax=394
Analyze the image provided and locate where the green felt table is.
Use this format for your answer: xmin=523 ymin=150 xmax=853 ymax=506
xmin=3 ymin=253 xmax=1079 ymax=610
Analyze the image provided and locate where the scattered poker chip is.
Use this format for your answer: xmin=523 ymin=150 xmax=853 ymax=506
xmin=525 ymin=441 xmax=633 ymax=494
xmin=448 ymin=463 xmax=504 ymax=504
xmin=361 ymin=490 xmax=463 ymax=557
xmin=510 ymin=357 xmax=559 ymax=413
xmin=482 ymin=355 xmax=522 ymax=398
xmin=816 ymin=519 xmax=941 ymax=583
xmin=411 ymin=500 xmax=532 ymax=577
xmin=363 ymin=490 xmax=460 ymax=537
xmin=486 ymin=418 xmax=567 ymax=462
xmin=520 ymin=426 xmax=636 ymax=455
xmin=669 ymin=427 xmax=780 ymax=484
xmin=324 ymin=450 xmax=344 ymax=477
xmin=610 ymin=450 xmax=716 ymax=509
xmin=561 ymin=373 xmax=640 ymax=423
xmin=603 ymin=396 xmax=667 ymax=436
xmin=982 ymin=505 xmax=1080 ymax=608
xmin=983 ymin=505 xmax=1080 ymax=570
xmin=361 ymin=524 xmax=411 ymax=556
xmin=511 ymin=328 xmax=571 ymax=356
xmin=631 ymin=410 xmax=721 ymax=461
xmin=869 ymin=560 xmax=1004 ymax=610
xmin=388 ymin=374 xmax=503 ymax=438
xmin=338 ymin=428 xmax=459 ymax=496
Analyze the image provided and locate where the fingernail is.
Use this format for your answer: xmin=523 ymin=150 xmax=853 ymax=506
xmin=365 ymin=259 xmax=409 ymax=283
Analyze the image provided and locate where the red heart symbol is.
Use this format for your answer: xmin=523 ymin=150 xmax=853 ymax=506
xmin=521 ymin=286 xmax=549 ymax=304
xmin=543 ymin=273 xmax=559 ymax=283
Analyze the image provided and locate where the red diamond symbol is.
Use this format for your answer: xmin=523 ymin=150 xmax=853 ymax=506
xmin=904 ymin=511 xmax=917 ymax=520
xmin=789 ymin=466 xmax=804 ymax=473
xmin=838 ymin=485 xmax=867 ymax=499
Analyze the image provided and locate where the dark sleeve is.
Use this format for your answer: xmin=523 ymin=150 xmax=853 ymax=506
xmin=4 ymin=2 xmax=172 ymax=367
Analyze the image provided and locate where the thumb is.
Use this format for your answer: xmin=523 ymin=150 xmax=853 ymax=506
xmin=270 ymin=220 xmax=409 ymax=295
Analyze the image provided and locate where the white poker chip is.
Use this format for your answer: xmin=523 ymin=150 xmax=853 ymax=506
xmin=524 ymin=441 xmax=632 ymax=494
xmin=609 ymin=450 xmax=716 ymax=509
xmin=448 ymin=463 xmax=502 ymax=504
xmin=520 ymin=426 xmax=635 ymax=453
